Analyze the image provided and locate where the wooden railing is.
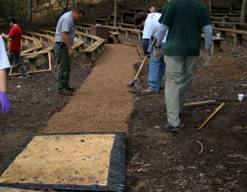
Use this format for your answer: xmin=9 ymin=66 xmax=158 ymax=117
xmin=10 ymin=28 xmax=106 ymax=77
xmin=80 ymin=23 xmax=142 ymax=43
xmin=213 ymin=26 xmax=247 ymax=46
xmin=21 ymin=35 xmax=43 ymax=55
xmin=76 ymin=30 xmax=105 ymax=62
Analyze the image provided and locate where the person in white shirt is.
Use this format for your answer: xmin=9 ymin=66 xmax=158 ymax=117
xmin=0 ymin=35 xmax=10 ymax=113
xmin=141 ymin=10 xmax=162 ymax=55
xmin=134 ymin=8 xmax=168 ymax=94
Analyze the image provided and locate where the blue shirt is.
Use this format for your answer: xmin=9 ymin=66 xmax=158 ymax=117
xmin=55 ymin=11 xmax=75 ymax=44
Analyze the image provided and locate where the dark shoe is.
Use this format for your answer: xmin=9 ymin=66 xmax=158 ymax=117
xmin=18 ymin=73 xmax=29 ymax=79
xmin=165 ymin=124 xmax=181 ymax=133
xmin=57 ymin=88 xmax=73 ymax=96
xmin=64 ymin=86 xmax=75 ymax=92
xmin=21 ymin=74 xmax=29 ymax=79
xmin=159 ymin=86 xmax=164 ymax=90
xmin=141 ymin=88 xmax=158 ymax=95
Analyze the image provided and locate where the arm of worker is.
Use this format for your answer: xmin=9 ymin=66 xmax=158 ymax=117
xmin=141 ymin=39 xmax=150 ymax=56
xmin=199 ymin=24 xmax=212 ymax=67
xmin=2 ymin=28 xmax=14 ymax=39
xmin=0 ymin=70 xmax=8 ymax=91
xmin=153 ymin=23 xmax=169 ymax=47
xmin=0 ymin=70 xmax=10 ymax=113
xmin=202 ymin=24 xmax=213 ymax=52
xmin=62 ymin=32 xmax=74 ymax=57
xmin=1 ymin=33 xmax=10 ymax=39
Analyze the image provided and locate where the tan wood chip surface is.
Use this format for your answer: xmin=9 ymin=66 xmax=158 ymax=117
xmin=0 ymin=134 xmax=115 ymax=186
xmin=44 ymin=44 xmax=139 ymax=133
xmin=0 ymin=187 xmax=38 ymax=192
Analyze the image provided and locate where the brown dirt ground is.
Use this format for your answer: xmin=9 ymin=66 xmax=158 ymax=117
xmin=127 ymin=41 xmax=247 ymax=192
xmin=0 ymin=41 xmax=247 ymax=192
xmin=0 ymin=55 xmax=92 ymax=167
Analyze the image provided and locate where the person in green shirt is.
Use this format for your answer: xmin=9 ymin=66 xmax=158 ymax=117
xmin=154 ymin=0 xmax=212 ymax=133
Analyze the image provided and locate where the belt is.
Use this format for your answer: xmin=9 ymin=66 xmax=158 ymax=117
xmin=55 ymin=42 xmax=66 ymax=48
xmin=55 ymin=42 xmax=65 ymax=45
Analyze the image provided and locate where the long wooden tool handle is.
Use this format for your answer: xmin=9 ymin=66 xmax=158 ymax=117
xmin=134 ymin=39 xmax=156 ymax=80
xmin=134 ymin=56 xmax=147 ymax=80
xmin=198 ymin=102 xmax=225 ymax=131
xmin=184 ymin=100 xmax=217 ymax=107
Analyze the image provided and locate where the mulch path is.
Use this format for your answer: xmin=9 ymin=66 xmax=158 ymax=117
xmin=43 ymin=44 xmax=139 ymax=134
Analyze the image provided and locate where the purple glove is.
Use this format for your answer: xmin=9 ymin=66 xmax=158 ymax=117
xmin=0 ymin=91 xmax=10 ymax=113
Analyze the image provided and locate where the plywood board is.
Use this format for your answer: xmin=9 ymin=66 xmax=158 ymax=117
xmin=0 ymin=187 xmax=37 ymax=192
xmin=0 ymin=133 xmax=126 ymax=191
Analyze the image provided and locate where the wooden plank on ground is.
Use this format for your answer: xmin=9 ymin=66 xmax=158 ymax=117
xmin=0 ymin=133 xmax=126 ymax=192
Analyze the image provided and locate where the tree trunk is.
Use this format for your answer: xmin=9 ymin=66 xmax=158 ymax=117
xmin=48 ymin=0 xmax=59 ymax=21
xmin=208 ymin=0 xmax=212 ymax=14
xmin=114 ymin=0 xmax=117 ymax=27
xmin=240 ymin=0 xmax=247 ymax=23
xmin=64 ymin=0 xmax=69 ymax=13
xmin=26 ymin=0 xmax=32 ymax=23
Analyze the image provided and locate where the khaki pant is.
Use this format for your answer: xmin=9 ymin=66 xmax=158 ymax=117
xmin=164 ymin=55 xmax=199 ymax=127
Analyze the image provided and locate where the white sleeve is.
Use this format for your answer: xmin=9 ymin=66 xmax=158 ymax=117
xmin=153 ymin=23 xmax=169 ymax=44
xmin=142 ymin=15 xmax=152 ymax=39
xmin=0 ymin=36 xmax=10 ymax=69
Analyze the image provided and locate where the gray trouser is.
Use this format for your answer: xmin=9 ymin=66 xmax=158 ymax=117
xmin=164 ymin=55 xmax=199 ymax=127
xmin=54 ymin=43 xmax=71 ymax=90
xmin=8 ymin=51 xmax=27 ymax=77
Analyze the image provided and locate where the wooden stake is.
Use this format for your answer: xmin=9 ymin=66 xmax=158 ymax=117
xmin=198 ymin=102 xmax=225 ymax=131
xmin=184 ymin=100 xmax=217 ymax=107
xmin=9 ymin=69 xmax=52 ymax=77
xmin=48 ymin=51 xmax=52 ymax=70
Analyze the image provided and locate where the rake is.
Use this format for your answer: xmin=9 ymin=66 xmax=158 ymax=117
xmin=127 ymin=39 xmax=155 ymax=88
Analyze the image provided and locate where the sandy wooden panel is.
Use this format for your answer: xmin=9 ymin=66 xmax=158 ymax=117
xmin=0 ymin=187 xmax=37 ymax=192
xmin=0 ymin=134 xmax=115 ymax=186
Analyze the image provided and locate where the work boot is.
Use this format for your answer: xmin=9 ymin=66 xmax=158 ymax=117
xmin=141 ymin=88 xmax=159 ymax=95
xmin=165 ymin=124 xmax=184 ymax=134
xmin=57 ymin=88 xmax=73 ymax=96
xmin=64 ymin=86 xmax=75 ymax=92
xmin=20 ymin=73 xmax=30 ymax=79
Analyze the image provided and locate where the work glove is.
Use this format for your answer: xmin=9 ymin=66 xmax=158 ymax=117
xmin=0 ymin=91 xmax=10 ymax=113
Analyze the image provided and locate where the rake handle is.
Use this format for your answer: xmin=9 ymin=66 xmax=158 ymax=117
xmin=133 ymin=39 xmax=156 ymax=80
xmin=133 ymin=56 xmax=148 ymax=80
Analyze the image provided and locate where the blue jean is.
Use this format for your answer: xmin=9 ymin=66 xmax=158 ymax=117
xmin=148 ymin=44 xmax=166 ymax=91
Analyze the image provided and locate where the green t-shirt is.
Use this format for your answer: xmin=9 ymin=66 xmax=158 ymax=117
xmin=159 ymin=0 xmax=211 ymax=56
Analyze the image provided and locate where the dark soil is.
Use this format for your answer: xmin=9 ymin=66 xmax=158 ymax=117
xmin=0 ymin=56 xmax=92 ymax=166
xmin=127 ymin=42 xmax=247 ymax=192
xmin=0 ymin=41 xmax=247 ymax=192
